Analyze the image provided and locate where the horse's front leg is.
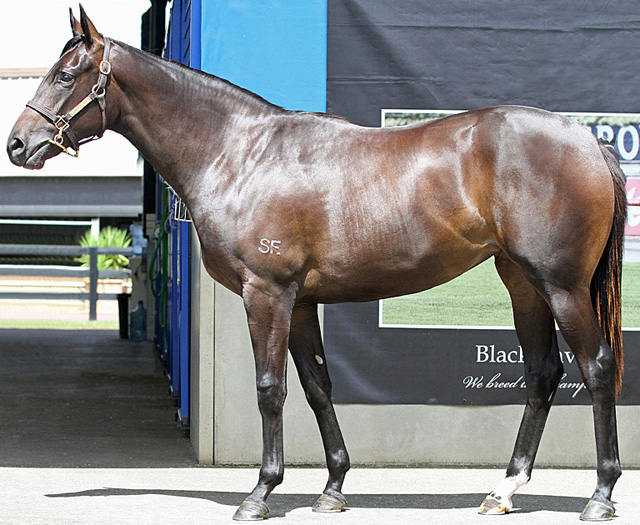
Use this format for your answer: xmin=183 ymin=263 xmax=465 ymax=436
xmin=233 ymin=279 xmax=298 ymax=522
xmin=289 ymin=304 xmax=350 ymax=513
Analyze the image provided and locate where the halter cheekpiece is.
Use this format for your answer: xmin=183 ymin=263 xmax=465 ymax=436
xmin=25 ymin=37 xmax=112 ymax=157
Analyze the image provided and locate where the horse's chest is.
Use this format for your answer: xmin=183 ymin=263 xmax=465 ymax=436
xmin=199 ymin=246 xmax=243 ymax=295
xmin=193 ymin=221 xmax=245 ymax=294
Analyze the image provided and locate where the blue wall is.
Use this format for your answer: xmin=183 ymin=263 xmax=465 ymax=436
xmin=201 ymin=0 xmax=327 ymax=112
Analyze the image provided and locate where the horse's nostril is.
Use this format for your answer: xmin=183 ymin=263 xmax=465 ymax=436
xmin=8 ymin=136 xmax=25 ymax=155
xmin=7 ymin=136 xmax=28 ymax=166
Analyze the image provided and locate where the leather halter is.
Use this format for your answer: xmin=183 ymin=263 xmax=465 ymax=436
xmin=25 ymin=37 xmax=112 ymax=157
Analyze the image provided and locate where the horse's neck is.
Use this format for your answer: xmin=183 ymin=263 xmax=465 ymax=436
xmin=111 ymin=43 xmax=279 ymax=199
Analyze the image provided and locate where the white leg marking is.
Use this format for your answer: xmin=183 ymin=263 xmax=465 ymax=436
xmin=479 ymin=472 xmax=529 ymax=515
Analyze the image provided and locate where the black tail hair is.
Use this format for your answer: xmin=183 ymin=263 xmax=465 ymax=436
xmin=592 ymin=140 xmax=627 ymax=397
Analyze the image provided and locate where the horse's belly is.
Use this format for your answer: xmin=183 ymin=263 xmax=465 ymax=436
xmin=300 ymin=242 xmax=499 ymax=304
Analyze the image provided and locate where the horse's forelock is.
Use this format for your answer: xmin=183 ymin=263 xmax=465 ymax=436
xmin=60 ymin=35 xmax=85 ymax=57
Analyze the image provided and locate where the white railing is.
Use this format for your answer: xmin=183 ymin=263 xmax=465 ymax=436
xmin=0 ymin=244 xmax=133 ymax=321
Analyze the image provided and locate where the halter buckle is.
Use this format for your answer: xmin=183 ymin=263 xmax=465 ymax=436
xmin=99 ymin=60 xmax=112 ymax=75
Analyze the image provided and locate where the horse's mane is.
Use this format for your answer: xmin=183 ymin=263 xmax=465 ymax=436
xmin=124 ymin=41 xmax=347 ymax=122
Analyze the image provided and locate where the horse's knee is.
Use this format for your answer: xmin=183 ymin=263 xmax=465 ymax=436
xmin=256 ymin=377 xmax=286 ymax=415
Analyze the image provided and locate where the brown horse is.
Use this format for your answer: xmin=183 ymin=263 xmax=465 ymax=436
xmin=7 ymin=7 xmax=626 ymax=522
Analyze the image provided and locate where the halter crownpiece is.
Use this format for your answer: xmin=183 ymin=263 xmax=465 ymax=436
xmin=25 ymin=37 xmax=112 ymax=157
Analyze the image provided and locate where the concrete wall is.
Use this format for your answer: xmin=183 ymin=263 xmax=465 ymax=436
xmin=187 ymin=261 xmax=640 ymax=468
xmin=189 ymin=229 xmax=214 ymax=463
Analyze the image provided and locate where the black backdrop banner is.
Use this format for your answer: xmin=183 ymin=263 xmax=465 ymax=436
xmin=327 ymin=0 xmax=640 ymax=126
xmin=324 ymin=0 xmax=640 ymax=405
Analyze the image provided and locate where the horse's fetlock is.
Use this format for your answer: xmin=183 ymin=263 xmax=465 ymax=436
xmin=260 ymin=464 xmax=284 ymax=487
xmin=329 ymin=449 xmax=350 ymax=474
xmin=599 ymin=459 xmax=621 ymax=484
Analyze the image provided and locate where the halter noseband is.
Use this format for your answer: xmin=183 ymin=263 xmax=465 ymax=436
xmin=26 ymin=37 xmax=112 ymax=158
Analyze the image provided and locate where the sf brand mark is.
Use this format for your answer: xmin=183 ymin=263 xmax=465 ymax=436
xmin=259 ymin=238 xmax=282 ymax=255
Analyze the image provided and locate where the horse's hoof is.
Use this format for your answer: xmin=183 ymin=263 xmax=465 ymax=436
xmin=312 ymin=492 xmax=347 ymax=513
xmin=478 ymin=496 xmax=511 ymax=515
xmin=579 ymin=499 xmax=615 ymax=521
xmin=233 ymin=499 xmax=269 ymax=521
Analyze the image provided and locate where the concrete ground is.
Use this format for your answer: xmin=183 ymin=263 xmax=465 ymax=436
xmin=1 ymin=467 xmax=639 ymax=524
xmin=0 ymin=329 xmax=194 ymax=468
xmin=0 ymin=329 xmax=638 ymax=524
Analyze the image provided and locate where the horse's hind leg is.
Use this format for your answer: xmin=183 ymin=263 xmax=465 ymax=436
xmin=479 ymin=255 xmax=564 ymax=515
xmin=546 ymin=286 xmax=621 ymax=520
xmin=288 ymin=304 xmax=350 ymax=513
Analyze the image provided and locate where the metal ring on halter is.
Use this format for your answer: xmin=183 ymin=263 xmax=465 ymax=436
xmin=99 ymin=60 xmax=111 ymax=75
xmin=48 ymin=132 xmax=79 ymax=157
xmin=91 ymin=84 xmax=106 ymax=98
xmin=53 ymin=116 xmax=70 ymax=132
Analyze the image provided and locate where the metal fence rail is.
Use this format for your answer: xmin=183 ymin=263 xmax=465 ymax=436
xmin=0 ymin=244 xmax=133 ymax=321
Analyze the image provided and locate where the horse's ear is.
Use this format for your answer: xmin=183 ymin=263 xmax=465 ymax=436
xmin=79 ymin=4 xmax=102 ymax=48
xmin=70 ymin=8 xmax=82 ymax=38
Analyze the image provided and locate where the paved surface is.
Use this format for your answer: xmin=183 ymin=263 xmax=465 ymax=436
xmin=0 ymin=330 xmax=194 ymax=468
xmin=0 ymin=329 xmax=638 ymax=524
xmin=1 ymin=467 xmax=639 ymax=524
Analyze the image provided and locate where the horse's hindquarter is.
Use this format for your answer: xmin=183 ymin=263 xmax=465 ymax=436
xmin=303 ymin=107 xmax=615 ymax=302
xmin=483 ymin=107 xmax=615 ymax=287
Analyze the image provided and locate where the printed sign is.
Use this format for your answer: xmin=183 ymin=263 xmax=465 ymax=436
xmin=323 ymin=111 xmax=640 ymax=406
xmin=325 ymin=2 xmax=640 ymax=406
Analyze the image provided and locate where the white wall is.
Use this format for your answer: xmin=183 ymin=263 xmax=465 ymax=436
xmin=189 ymin=227 xmax=215 ymax=464
xmin=1 ymin=1 xmax=149 ymax=69
xmin=0 ymin=0 xmax=149 ymax=178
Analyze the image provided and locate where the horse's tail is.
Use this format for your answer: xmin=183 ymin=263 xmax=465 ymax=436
xmin=591 ymin=140 xmax=627 ymax=397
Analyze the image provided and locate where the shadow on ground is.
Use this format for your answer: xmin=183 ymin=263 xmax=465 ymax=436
xmin=46 ymin=487 xmax=588 ymax=517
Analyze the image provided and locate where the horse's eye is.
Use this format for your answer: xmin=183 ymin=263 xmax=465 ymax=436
xmin=58 ymin=72 xmax=75 ymax=85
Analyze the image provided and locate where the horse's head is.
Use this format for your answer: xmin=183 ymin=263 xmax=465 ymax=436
xmin=7 ymin=6 xmax=114 ymax=168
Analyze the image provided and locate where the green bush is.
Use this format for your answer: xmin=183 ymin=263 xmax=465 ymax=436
xmin=76 ymin=226 xmax=131 ymax=270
